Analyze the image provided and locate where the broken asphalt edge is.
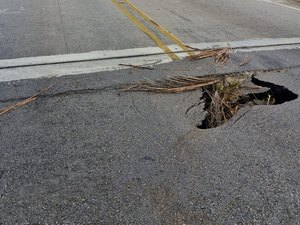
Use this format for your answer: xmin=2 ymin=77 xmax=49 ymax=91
xmin=0 ymin=48 xmax=299 ymax=103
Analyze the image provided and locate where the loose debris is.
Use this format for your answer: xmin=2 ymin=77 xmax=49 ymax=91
xmin=119 ymin=60 xmax=164 ymax=70
xmin=199 ymin=78 xmax=243 ymax=128
xmin=199 ymin=75 xmax=298 ymax=129
xmin=119 ymin=63 xmax=154 ymax=70
xmin=125 ymin=76 xmax=220 ymax=93
xmin=125 ymin=73 xmax=298 ymax=129
xmin=187 ymin=46 xmax=233 ymax=64
xmin=125 ymin=75 xmax=246 ymax=128
xmin=239 ymin=55 xmax=255 ymax=66
xmin=0 ymin=83 xmax=55 ymax=117
xmin=0 ymin=96 xmax=37 ymax=116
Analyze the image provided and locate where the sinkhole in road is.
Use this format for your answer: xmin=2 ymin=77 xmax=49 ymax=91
xmin=197 ymin=76 xmax=298 ymax=129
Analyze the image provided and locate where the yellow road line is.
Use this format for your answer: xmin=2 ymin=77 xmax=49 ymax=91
xmin=111 ymin=0 xmax=179 ymax=61
xmin=124 ymin=0 xmax=194 ymax=57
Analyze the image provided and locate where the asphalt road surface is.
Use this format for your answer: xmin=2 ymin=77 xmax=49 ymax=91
xmin=1 ymin=49 xmax=300 ymax=224
xmin=0 ymin=0 xmax=300 ymax=59
xmin=0 ymin=0 xmax=300 ymax=224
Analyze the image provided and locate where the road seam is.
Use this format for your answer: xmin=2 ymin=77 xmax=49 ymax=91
xmin=1 ymin=38 xmax=300 ymax=69
xmin=56 ymin=0 xmax=69 ymax=53
xmin=0 ymin=38 xmax=300 ymax=82
xmin=2 ymin=66 xmax=300 ymax=103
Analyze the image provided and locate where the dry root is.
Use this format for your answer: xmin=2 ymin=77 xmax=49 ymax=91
xmin=0 ymin=83 xmax=55 ymax=117
xmin=201 ymin=79 xmax=242 ymax=128
xmin=125 ymin=76 xmax=220 ymax=93
xmin=188 ymin=46 xmax=233 ymax=64
xmin=0 ymin=97 xmax=37 ymax=116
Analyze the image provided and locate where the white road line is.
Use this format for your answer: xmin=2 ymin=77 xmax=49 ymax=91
xmin=0 ymin=38 xmax=300 ymax=82
xmin=0 ymin=46 xmax=166 ymax=69
xmin=1 ymin=38 xmax=300 ymax=69
xmin=258 ymin=0 xmax=300 ymax=11
xmin=0 ymin=7 xmax=25 ymax=14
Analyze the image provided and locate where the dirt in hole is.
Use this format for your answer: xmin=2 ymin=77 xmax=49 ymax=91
xmin=197 ymin=75 xmax=298 ymax=129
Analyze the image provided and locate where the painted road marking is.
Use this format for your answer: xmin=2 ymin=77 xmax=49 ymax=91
xmin=258 ymin=0 xmax=300 ymax=11
xmin=0 ymin=7 xmax=25 ymax=14
xmin=0 ymin=38 xmax=300 ymax=82
xmin=1 ymin=38 xmax=299 ymax=69
xmin=111 ymin=0 xmax=179 ymax=61
xmin=123 ymin=0 xmax=194 ymax=57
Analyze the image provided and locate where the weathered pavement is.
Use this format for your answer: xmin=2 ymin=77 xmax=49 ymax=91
xmin=1 ymin=0 xmax=300 ymax=224
xmin=1 ymin=0 xmax=300 ymax=59
xmin=0 ymin=48 xmax=299 ymax=224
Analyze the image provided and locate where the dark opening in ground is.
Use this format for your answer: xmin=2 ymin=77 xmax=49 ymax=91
xmin=197 ymin=76 xmax=298 ymax=129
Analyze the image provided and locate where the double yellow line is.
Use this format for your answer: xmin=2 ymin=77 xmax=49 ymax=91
xmin=111 ymin=0 xmax=193 ymax=61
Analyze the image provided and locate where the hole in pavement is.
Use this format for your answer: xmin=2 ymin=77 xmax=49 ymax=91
xmin=197 ymin=75 xmax=298 ymax=129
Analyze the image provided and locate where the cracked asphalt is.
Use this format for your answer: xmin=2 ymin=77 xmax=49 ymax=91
xmin=0 ymin=49 xmax=299 ymax=224
xmin=1 ymin=0 xmax=300 ymax=223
